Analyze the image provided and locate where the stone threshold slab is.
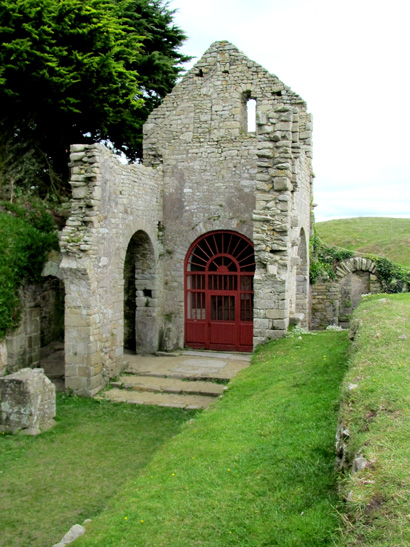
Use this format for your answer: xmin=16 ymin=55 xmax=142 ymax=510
xmin=122 ymin=355 xmax=250 ymax=381
xmin=111 ymin=375 xmax=226 ymax=397
xmin=99 ymin=388 xmax=215 ymax=410
xmin=156 ymin=350 xmax=252 ymax=362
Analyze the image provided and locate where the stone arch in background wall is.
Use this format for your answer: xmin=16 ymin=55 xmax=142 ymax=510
xmin=294 ymin=228 xmax=309 ymax=326
xmin=336 ymin=257 xmax=382 ymax=328
xmin=123 ymin=230 xmax=158 ymax=354
xmin=310 ymin=257 xmax=382 ymax=330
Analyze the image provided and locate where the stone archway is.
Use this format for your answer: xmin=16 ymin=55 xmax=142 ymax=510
xmin=336 ymin=257 xmax=382 ymax=327
xmin=39 ymin=276 xmax=65 ymax=390
xmin=123 ymin=231 xmax=158 ymax=354
xmin=310 ymin=257 xmax=383 ymax=330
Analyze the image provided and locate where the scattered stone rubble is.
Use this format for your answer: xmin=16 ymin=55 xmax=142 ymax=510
xmin=52 ymin=524 xmax=86 ymax=547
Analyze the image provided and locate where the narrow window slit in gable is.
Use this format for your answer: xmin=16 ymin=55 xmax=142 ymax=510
xmin=247 ymin=98 xmax=256 ymax=132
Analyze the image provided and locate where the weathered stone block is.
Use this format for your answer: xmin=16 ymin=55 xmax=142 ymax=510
xmin=71 ymin=144 xmax=86 ymax=153
xmin=266 ymin=309 xmax=287 ymax=320
xmin=0 ymin=368 xmax=56 ymax=435
xmin=70 ymin=152 xmax=86 ymax=162
xmin=272 ymin=319 xmax=287 ymax=330
xmin=273 ymin=177 xmax=292 ymax=191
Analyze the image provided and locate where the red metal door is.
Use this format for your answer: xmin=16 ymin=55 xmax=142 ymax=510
xmin=185 ymin=231 xmax=254 ymax=352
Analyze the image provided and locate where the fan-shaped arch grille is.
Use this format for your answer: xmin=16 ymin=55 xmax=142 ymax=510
xmin=185 ymin=231 xmax=254 ymax=352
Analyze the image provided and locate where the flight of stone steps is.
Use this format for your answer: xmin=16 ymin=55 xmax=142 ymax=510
xmin=99 ymin=351 xmax=251 ymax=410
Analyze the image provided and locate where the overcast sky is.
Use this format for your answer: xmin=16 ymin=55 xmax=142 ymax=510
xmin=168 ymin=0 xmax=410 ymax=222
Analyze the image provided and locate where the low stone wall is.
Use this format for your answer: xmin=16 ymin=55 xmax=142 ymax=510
xmin=3 ymin=277 xmax=64 ymax=375
xmin=310 ymin=281 xmax=340 ymax=329
xmin=5 ymin=285 xmax=41 ymax=372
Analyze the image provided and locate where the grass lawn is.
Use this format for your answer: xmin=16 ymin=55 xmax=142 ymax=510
xmin=0 ymin=397 xmax=195 ymax=547
xmin=315 ymin=217 xmax=410 ymax=267
xmin=75 ymin=330 xmax=350 ymax=546
xmin=337 ymin=293 xmax=410 ymax=546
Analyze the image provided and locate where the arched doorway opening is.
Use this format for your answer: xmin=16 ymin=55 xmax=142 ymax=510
xmin=40 ymin=276 xmax=65 ymax=391
xmin=123 ymin=231 xmax=157 ymax=354
xmin=185 ymin=231 xmax=255 ymax=352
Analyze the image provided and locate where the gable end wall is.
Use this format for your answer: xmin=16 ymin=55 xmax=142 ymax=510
xmin=143 ymin=41 xmax=313 ymax=349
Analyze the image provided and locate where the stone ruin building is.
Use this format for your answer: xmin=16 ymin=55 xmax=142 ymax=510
xmin=0 ymin=41 xmax=383 ymax=396
xmin=57 ymin=40 xmax=313 ymax=395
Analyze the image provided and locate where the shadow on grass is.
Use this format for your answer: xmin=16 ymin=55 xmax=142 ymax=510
xmin=0 ymin=394 xmax=196 ymax=547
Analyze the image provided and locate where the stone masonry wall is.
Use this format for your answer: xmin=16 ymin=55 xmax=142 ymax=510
xmin=252 ymin=101 xmax=312 ymax=341
xmin=4 ymin=279 xmax=64 ymax=374
xmin=49 ymin=42 xmax=313 ymax=394
xmin=143 ymin=41 xmax=313 ymax=349
xmin=5 ymin=285 xmax=41 ymax=373
xmin=60 ymin=144 xmax=162 ymax=396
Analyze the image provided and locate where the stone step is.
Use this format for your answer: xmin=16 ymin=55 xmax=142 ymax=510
xmin=123 ymin=369 xmax=234 ymax=381
xmin=121 ymin=353 xmax=250 ymax=382
xmin=155 ymin=350 xmax=251 ymax=361
xmin=111 ymin=375 xmax=226 ymax=397
xmin=98 ymin=352 xmax=250 ymax=409
xmin=100 ymin=387 xmax=216 ymax=410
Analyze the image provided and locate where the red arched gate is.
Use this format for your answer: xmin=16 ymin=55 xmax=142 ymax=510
xmin=185 ymin=231 xmax=254 ymax=352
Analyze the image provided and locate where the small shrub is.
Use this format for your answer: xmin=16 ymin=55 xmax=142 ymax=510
xmin=370 ymin=256 xmax=410 ymax=293
xmin=310 ymin=233 xmax=354 ymax=283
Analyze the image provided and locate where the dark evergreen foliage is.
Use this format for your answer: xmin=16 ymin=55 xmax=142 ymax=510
xmin=0 ymin=0 xmax=190 ymax=196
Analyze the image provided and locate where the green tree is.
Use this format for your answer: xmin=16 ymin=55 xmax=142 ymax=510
xmin=0 ymin=0 xmax=189 ymax=196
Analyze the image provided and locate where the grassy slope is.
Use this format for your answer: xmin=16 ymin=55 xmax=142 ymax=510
xmin=338 ymin=293 xmax=410 ymax=546
xmin=0 ymin=397 xmax=194 ymax=547
xmin=315 ymin=217 xmax=410 ymax=267
xmin=77 ymin=331 xmax=349 ymax=547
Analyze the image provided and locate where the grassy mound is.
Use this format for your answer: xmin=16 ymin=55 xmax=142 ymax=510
xmin=75 ymin=331 xmax=349 ymax=546
xmin=315 ymin=217 xmax=410 ymax=268
xmin=337 ymin=293 xmax=410 ymax=545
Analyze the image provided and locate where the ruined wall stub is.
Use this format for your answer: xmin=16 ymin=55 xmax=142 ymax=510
xmin=60 ymin=144 xmax=162 ymax=396
xmin=1 ymin=248 xmax=64 ymax=378
xmin=4 ymin=279 xmax=64 ymax=374
xmin=143 ymin=41 xmax=313 ymax=349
